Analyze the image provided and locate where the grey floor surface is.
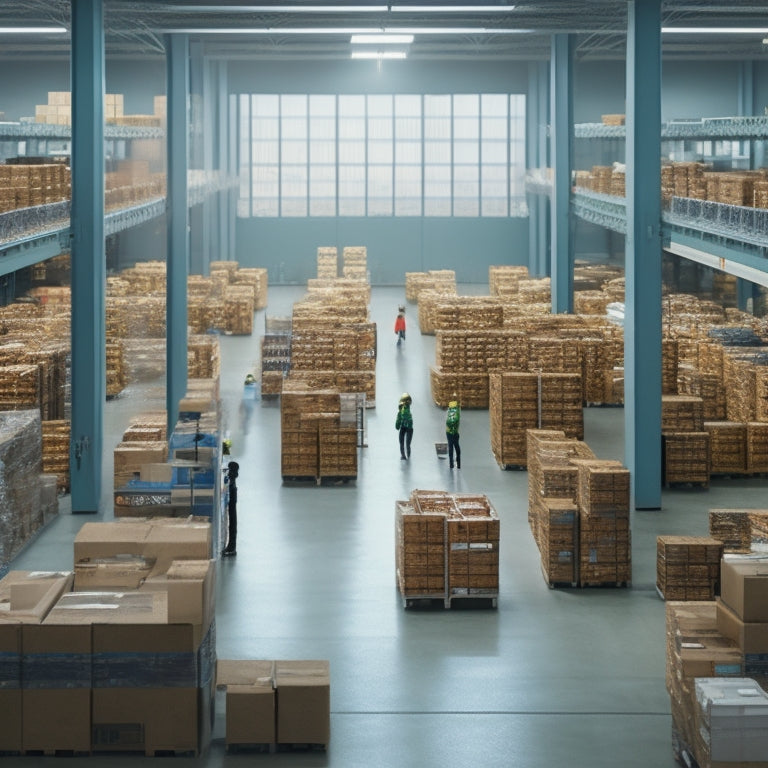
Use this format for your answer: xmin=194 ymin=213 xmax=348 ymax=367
xmin=9 ymin=285 xmax=768 ymax=767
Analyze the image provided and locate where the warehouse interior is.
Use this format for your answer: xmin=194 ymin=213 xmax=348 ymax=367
xmin=1 ymin=1 xmax=768 ymax=766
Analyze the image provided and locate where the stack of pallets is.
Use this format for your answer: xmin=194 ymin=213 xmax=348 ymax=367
xmin=656 ymin=536 xmax=723 ymax=600
xmin=704 ymin=421 xmax=747 ymax=475
xmin=41 ymin=418 xmax=70 ymax=493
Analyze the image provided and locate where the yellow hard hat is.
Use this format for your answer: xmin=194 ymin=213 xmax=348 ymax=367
xmin=448 ymin=400 xmax=458 ymax=408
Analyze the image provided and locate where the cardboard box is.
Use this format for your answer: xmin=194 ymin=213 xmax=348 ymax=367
xmin=0 ymin=571 xmax=73 ymax=623
xmin=274 ymin=660 xmax=330 ymax=746
xmin=721 ymin=558 xmax=768 ymax=622
xmin=0 ymin=622 xmax=21 ymax=751
xmin=139 ymin=463 xmax=173 ymax=484
xmin=48 ymin=591 xmax=168 ymax=625
xmin=22 ymin=624 xmax=92 ymax=753
xmin=74 ymin=522 xmax=149 ymax=562
xmin=74 ymin=557 xmax=155 ymax=591
xmin=143 ymin=522 xmax=211 ymax=570
xmin=140 ymin=559 xmax=215 ymax=643
xmin=91 ymin=622 xmax=211 ymax=754
xmin=218 ymin=660 xmax=275 ymax=746
xmin=716 ymin=597 xmax=768 ymax=654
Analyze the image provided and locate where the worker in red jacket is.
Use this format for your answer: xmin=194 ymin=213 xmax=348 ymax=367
xmin=395 ymin=306 xmax=406 ymax=345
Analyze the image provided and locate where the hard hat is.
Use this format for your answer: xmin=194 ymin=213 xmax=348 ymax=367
xmin=399 ymin=392 xmax=411 ymax=404
xmin=448 ymin=400 xmax=458 ymax=408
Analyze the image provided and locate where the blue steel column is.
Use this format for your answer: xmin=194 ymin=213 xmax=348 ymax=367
xmin=536 ymin=61 xmax=550 ymax=278
xmin=550 ymin=35 xmax=574 ymax=312
xmin=527 ymin=62 xmax=550 ymax=277
xmin=737 ymin=61 xmax=756 ymax=308
xmin=165 ymin=35 xmax=190 ymax=433
xmin=70 ymin=0 xmax=105 ymax=513
xmin=625 ymin=0 xmax=662 ymax=509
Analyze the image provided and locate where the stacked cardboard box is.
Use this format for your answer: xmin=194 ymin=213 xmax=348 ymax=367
xmin=436 ymin=329 xmax=529 ymax=374
xmin=677 ymin=369 xmax=727 ymax=421
xmin=663 ymin=432 xmax=711 ymax=487
xmin=306 ymin=278 xmax=371 ymax=305
xmin=431 ymin=367 xmax=490 ymax=409
xmin=405 ymin=270 xmax=456 ymax=303
xmin=290 ymin=325 xmax=376 ymax=372
xmin=488 ymin=265 xmax=529 ymax=297
xmin=539 ymin=498 xmax=579 ymax=586
xmin=286 ymin=370 xmax=375 ymax=409
xmin=217 ymin=660 xmax=330 ymax=749
xmin=341 ymin=246 xmax=367 ymax=279
xmin=395 ymin=491 xmax=499 ymax=604
xmin=281 ymin=389 xmax=357 ymax=480
xmin=705 ymin=421 xmax=748 ymax=474
xmin=114 ymin=440 xmax=169 ymax=489
xmin=666 ymin=601 xmax=747 ymax=767
xmin=656 ymin=536 xmax=723 ymax=600
xmin=576 ymin=460 xmax=631 ymax=586
xmin=489 ymin=372 xmax=583 ymax=467
xmin=316 ymin=247 xmax=338 ymax=279
xmin=747 ymin=422 xmax=768 ymax=473
xmin=663 ymin=395 xmax=705 ymax=431
xmin=709 ymin=509 xmax=754 ymax=554
xmin=41 ymin=419 xmax=70 ymax=493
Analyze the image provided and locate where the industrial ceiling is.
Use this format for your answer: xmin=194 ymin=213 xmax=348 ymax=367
xmin=1 ymin=1 xmax=768 ymax=61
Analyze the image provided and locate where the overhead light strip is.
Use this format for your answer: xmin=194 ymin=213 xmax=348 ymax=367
xmin=351 ymin=34 xmax=414 ymax=44
xmin=390 ymin=5 xmax=515 ymax=11
xmin=0 ymin=27 xmax=67 ymax=34
xmin=351 ymin=50 xmax=407 ymax=59
xmin=162 ymin=26 xmax=528 ymax=35
xmin=662 ymin=27 xmax=768 ymax=34
xmin=174 ymin=5 xmax=388 ymax=11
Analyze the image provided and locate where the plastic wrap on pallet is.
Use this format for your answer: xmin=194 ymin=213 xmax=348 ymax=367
xmin=198 ymin=620 xmax=217 ymax=688
xmin=0 ymin=410 xmax=43 ymax=566
xmin=93 ymin=649 xmax=198 ymax=688
xmin=22 ymin=652 xmax=91 ymax=689
xmin=0 ymin=652 xmax=21 ymax=689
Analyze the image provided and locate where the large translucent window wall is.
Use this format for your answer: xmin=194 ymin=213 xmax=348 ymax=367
xmin=236 ymin=92 xmax=527 ymax=218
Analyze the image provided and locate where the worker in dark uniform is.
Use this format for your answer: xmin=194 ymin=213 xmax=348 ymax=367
xmin=222 ymin=460 xmax=239 ymax=556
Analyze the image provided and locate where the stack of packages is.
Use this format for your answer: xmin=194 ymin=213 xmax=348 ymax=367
xmin=662 ymin=394 xmax=710 ymax=486
xmin=526 ymin=430 xmax=631 ymax=587
xmin=260 ymin=332 xmax=291 ymax=396
xmin=0 ymin=410 xmax=59 ymax=568
xmin=217 ymin=660 xmax=330 ymax=751
xmin=280 ymin=388 xmax=357 ymax=481
xmin=656 ymin=536 xmax=724 ymax=600
xmin=405 ymin=270 xmax=456 ymax=303
xmin=341 ymin=246 xmax=367 ymax=279
xmin=489 ymin=372 xmax=583 ymax=468
xmin=0 ymin=517 xmax=216 ymax=755
xmin=0 ymin=162 xmax=71 ymax=212
xmin=488 ymin=265 xmax=529 ymax=298
xmin=316 ymin=246 xmax=338 ymax=279
xmin=41 ymin=419 xmax=70 ymax=493
xmin=395 ymin=490 xmax=499 ymax=606
xmin=667 ymin=556 xmax=768 ymax=768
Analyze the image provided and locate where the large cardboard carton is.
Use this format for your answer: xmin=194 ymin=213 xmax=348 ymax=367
xmin=716 ymin=597 xmax=768 ymax=654
xmin=217 ymin=660 xmax=275 ymax=746
xmin=139 ymin=560 xmax=215 ymax=645
xmin=48 ymin=591 xmax=168 ymax=625
xmin=274 ymin=660 xmax=330 ymax=746
xmin=74 ymin=522 xmax=149 ymax=562
xmin=0 ymin=621 xmax=21 ymax=751
xmin=22 ymin=623 xmax=92 ymax=753
xmin=74 ymin=557 xmax=155 ymax=591
xmin=143 ymin=521 xmax=212 ymax=570
xmin=0 ymin=571 xmax=74 ymax=623
xmin=720 ymin=558 xmax=768 ymax=622
xmin=91 ymin=621 xmax=212 ymax=755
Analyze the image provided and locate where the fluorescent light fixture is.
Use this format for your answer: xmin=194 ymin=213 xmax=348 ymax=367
xmin=0 ymin=27 xmax=67 ymax=34
xmin=662 ymin=27 xmax=768 ymax=34
xmin=351 ymin=50 xmax=407 ymax=59
xmin=162 ymin=26 xmax=526 ymax=34
xmin=391 ymin=5 xmax=515 ymax=11
xmin=384 ymin=26 xmax=527 ymax=34
xmin=174 ymin=5 xmax=388 ymax=11
xmin=351 ymin=34 xmax=414 ymax=44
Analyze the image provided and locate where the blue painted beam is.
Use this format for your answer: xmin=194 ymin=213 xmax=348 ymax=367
xmin=550 ymin=34 xmax=574 ymax=312
xmin=70 ymin=0 xmax=105 ymax=513
xmin=527 ymin=61 xmax=549 ymax=277
xmin=166 ymin=34 xmax=190 ymax=434
xmin=217 ymin=62 xmax=230 ymax=262
xmin=625 ymin=0 xmax=662 ymax=510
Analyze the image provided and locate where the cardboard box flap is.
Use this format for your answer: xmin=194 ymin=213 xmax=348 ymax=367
xmin=45 ymin=590 xmax=168 ymax=625
xmin=0 ymin=571 xmax=73 ymax=623
xmin=217 ymin=660 xmax=274 ymax=688
xmin=274 ymin=660 xmax=330 ymax=684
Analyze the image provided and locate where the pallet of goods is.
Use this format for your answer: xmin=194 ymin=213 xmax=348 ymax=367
xmin=395 ymin=490 xmax=499 ymax=608
xmin=663 ymin=432 xmax=710 ymax=487
xmin=405 ymin=270 xmax=456 ymax=303
xmin=656 ymin=536 xmax=723 ymax=601
xmin=431 ymin=367 xmax=489 ymax=409
xmin=539 ymin=498 xmax=579 ymax=586
xmin=705 ymin=421 xmax=747 ymax=475
xmin=430 ymin=297 xmax=505 ymax=333
xmin=435 ymin=329 xmax=529 ymax=375
xmin=286 ymin=370 xmax=375 ymax=409
xmin=517 ymin=278 xmax=551 ymax=304
xmin=41 ymin=419 xmax=70 ymax=493
xmin=317 ymin=246 xmax=338 ymax=279
xmin=662 ymin=395 xmax=705 ymax=432
xmin=575 ymin=459 xmax=631 ymax=587
xmin=488 ymin=265 xmax=529 ymax=297
xmin=341 ymin=246 xmax=367 ymax=280
xmin=747 ymin=422 xmax=768 ymax=473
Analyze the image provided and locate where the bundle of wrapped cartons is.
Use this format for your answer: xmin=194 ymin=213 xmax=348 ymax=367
xmin=341 ymin=246 xmax=367 ymax=279
xmin=232 ymin=268 xmax=268 ymax=310
xmin=430 ymin=296 xmax=505 ymax=333
xmin=286 ymin=370 xmax=375 ymax=410
xmin=0 ymin=163 xmax=71 ymax=211
xmin=280 ymin=388 xmax=357 ymax=480
xmin=489 ymin=373 xmax=583 ymax=468
xmin=306 ymin=277 xmax=371 ymax=305
xmin=41 ymin=419 xmax=70 ymax=494
xmin=488 ymin=265 xmax=529 ymax=297
xmin=395 ymin=490 xmax=499 ymax=607
xmin=575 ymin=459 xmax=631 ymax=586
xmin=405 ymin=270 xmax=456 ymax=303
xmin=656 ymin=536 xmax=723 ymax=600
xmin=188 ymin=334 xmax=221 ymax=381
xmin=663 ymin=394 xmax=705 ymax=432
xmin=526 ymin=433 xmax=630 ymax=587
xmin=316 ymin=246 xmax=338 ymax=279
xmin=663 ymin=432 xmax=711 ymax=487
xmin=747 ymin=422 xmax=768 ymax=473
xmin=0 ymin=410 xmax=52 ymax=567
xmin=106 ymin=339 xmax=126 ymax=397
xmin=217 ymin=659 xmax=330 ymax=750
xmin=292 ymin=295 xmax=369 ymax=325
xmin=677 ymin=368 xmax=727 ymax=420
xmin=708 ymin=509 xmax=768 ymax=555
xmin=517 ymin=278 xmax=551 ymax=305
xmin=435 ymin=329 xmax=529 ymax=374
xmin=705 ymin=421 xmax=748 ymax=474
xmin=290 ymin=325 xmax=376 ymax=372
xmin=430 ymin=367 xmax=489 ymax=409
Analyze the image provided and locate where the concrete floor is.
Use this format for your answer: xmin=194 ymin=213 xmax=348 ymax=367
xmin=9 ymin=285 xmax=768 ymax=767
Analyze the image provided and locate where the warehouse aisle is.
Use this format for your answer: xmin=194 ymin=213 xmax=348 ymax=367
xmin=8 ymin=285 xmax=768 ymax=767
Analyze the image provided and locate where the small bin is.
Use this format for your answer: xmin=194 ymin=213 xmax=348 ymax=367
xmin=435 ymin=442 xmax=448 ymax=459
